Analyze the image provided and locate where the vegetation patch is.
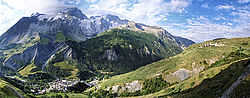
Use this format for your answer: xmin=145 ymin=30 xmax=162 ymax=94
xmin=36 ymin=93 xmax=88 ymax=98
xmin=46 ymin=60 xmax=74 ymax=78
xmin=164 ymin=58 xmax=250 ymax=97
xmin=90 ymin=89 xmax=117 ymax=98
xmin=207 ymin=50 xmax=249 ymax=69
xmin=39 ymin=36 xmax=50 ymax=45
xmin=0 ymin=78 xmax=26 ymax=98
xmin=18 ymin=62 xmax=43 ymax=77
xmin=229 ymin=75 xmax=250 ymax=98
xmin=0 ymin=82 xmax=18 ymax=97
xmin=68 ymin=82 xmax=89 ymax=93
xmin=0 ymin=36 xmax=39 ymax=63
xmin=56 ymin=32 xmax=66 ymax=42
xmin=46 ymin=52 xmax=78 ymax=79
xmin=76 ymin=28 xmax=182 ymax=75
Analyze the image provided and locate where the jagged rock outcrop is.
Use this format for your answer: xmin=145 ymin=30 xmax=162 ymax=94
xmin=117 ymin=21 xmax=194 ymax=49
xmin=165 ymin=68 xmax=192 ymax=82
xmin=0 ymin=7 xmax=129 ymax=47
xmin=106 ymin=80 xmax=143 ymax=94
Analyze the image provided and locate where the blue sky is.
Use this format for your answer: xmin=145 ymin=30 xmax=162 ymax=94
xmin=0 ymin=0 xmax=249 ymax=42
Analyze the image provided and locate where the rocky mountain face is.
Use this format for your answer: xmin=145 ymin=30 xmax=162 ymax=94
xmin=63 ymin=22 xmax=195 ymax=78
xmin=69 ymin=28 xmax=184 ymax=77
xmin=0 ymin=7 xmax=194 ymax=81
xmin=0 ymin=7 xmax=128 ymax=75
xmin=0 ymin=7 xmax=128 ymax=46
xmin=117 ymin=21 xmax=194 ymax=49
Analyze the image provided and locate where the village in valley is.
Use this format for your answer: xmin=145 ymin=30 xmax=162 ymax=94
xmin=30 ymin=78 xmax=100 ymax=95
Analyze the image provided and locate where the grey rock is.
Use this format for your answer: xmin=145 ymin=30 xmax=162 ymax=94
xmin=102 ymin=49 xmax=118 ymax=61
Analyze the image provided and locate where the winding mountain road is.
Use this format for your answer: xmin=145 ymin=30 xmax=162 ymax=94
xmin=0 ymin=80 xmax=24 ymax=98
xmin=221 ymin=64 xmax=250 ymax=98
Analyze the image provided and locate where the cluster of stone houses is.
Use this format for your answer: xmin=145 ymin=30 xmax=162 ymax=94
xmin=46 ymin=79 xmax=80 ymax=92
xmin=32 ymin=77 xmax=101 ymax=94
xmin=32 ymin=79 xmax=81 ymax=94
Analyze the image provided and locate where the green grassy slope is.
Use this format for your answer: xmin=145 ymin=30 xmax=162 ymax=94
xmin=93 ymin=37 xmax=250 ymax=97
xmin=79 ymin=28 xmax=182 ymax=75
xmin=0 ymin=35 xmax=40 ymax=75
xmin=46 ymin=57 xmax=79 ymax=79
xmin=18 ymin=61 xmax=43 ymax=77
xmin=165 ymin=58 xmax=250 ymax=98
xmin=36 ymin=93 xmax=88 ymax=98
xmin=47 ymin=28 xmax=183 ymax=80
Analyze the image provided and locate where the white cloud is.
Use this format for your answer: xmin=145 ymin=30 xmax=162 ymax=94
xmin=1 ymin=0 xmax=73 ymax=14
xmin=88 ymin=0 xmax=191 ymax=26
xmin=66 ymin=0 xmax=81 ymax=5
xmin=216 ymin=5 xmax=235 ymax=10
xmin=231 ymin=10 xmax=250 ymax=24
xmin=0 ymin=3 xmax=19 ymax=35
xmin=86 ymin=0 xmax=97 ymax=3
xmin=0 ymin=0 xmax=76 ymax=35
xmin=201 ymin=3 xmax=209 ymax=9
xmin=169 ymin=14 xmax=250 ymax=42
xmin=165 ymin=0 xmax=190 ymax=13
xmin=238 ymin=0 xmax=250 ymax=3
xmin=213 ymin=16 xmax=226 ymax=20
xmin=165 ymin=4 xmax=250 ymax=42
